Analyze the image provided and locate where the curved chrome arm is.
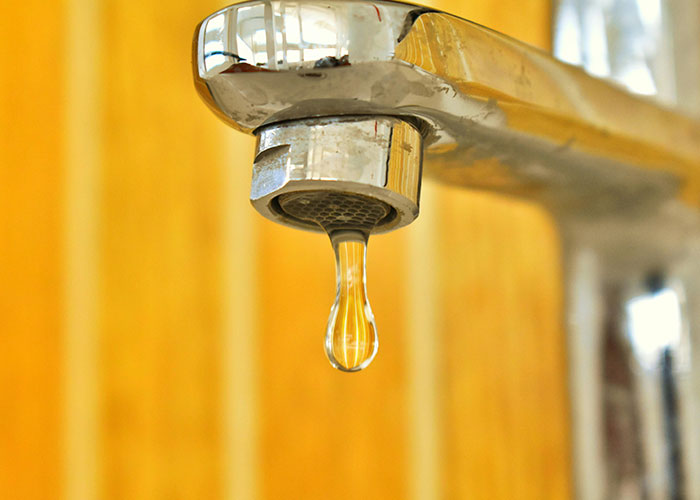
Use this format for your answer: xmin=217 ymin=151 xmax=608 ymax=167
xmin=193 ymin=2 xmax=700 ymax=497
xmin=194 ymin=0 xmax=700 ymax=215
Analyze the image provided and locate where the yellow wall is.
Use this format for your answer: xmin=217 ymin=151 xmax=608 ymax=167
xmin=0 ymin=0 xmax=569 ymax=499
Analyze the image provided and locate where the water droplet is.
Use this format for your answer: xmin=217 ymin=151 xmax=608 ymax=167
xmin=276 ymin=191 xmax=389 ymax=372
xmin=325 ymin=230 xmax=378 ymax=372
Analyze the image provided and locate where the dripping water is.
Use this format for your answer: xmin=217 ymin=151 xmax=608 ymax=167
xmin=326 ymin=230 xmax=378 ymax=371
xmin=278 ymin=191 xmax=390 ymax=372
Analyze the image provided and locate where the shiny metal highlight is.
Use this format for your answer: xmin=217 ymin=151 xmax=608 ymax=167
xmin=193 ymin=1 xmax=700 ymax=497
xmin=251 ymin=116 xmax=421 ymax=234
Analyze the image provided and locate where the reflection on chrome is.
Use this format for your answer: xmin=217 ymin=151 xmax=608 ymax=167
xmin=554 ymin=0 xmax=700 ymax=114
xmin=608 ymin=282 xmax=693 ymax=499
xmin=193 ymin=1 xmax=700 ymax=497
xmin=201 ymin=1 xmax=385 ymax=75
xmin=554 ymin=0 xmax=665 ymax=98
xmin=626 ymin=286 xmax=684 ymax=371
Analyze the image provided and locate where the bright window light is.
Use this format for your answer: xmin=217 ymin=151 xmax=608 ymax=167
xmin=626 ymin=288 xmax=682 ymax=369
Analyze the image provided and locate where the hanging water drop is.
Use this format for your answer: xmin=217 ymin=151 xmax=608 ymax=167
xmin=325 ymin=231 xmax=378 ymax=372
xmin=277 ymin=190 xmax=391 ymax=372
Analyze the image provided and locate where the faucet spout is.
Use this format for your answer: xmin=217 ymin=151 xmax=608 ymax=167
xmin=194 ymin=0 xmax=700 ymax=216
xmin=193 ymin=0 xmax=700 ymax=496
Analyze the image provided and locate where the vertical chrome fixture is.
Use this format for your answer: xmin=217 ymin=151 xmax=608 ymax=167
xmin=193 ymin=1 xmax=700 ymax=497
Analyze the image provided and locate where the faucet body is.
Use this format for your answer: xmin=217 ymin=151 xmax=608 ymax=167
xmin=194 ymin=1 xmax=700 ymax=497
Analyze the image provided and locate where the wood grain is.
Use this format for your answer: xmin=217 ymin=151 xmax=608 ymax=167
xmin=0 ymin=1 xmax=64 ymax=498
xmin=425 ymin=2 xmax=571 ymax=498
xmin=435 ymin=188 xmax=570 ymax=500
xmin=98 ymin=1 xmax=239 ymax=499
xmin=0 ymin=0 xmax=569 ymax=499
xmin=257 ymin=222 xmax=410 ymax=499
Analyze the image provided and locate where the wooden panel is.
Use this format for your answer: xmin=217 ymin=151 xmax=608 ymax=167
xmin=98 ymin=1 xmax=241 ymax=499
xmin=257 ymin=223 xmax=410 ymax=499
xmin=427 ymin=3 xmax=571 ymax=499
xmin=0 ymin=1 xmax=569 ymax=499
xmin=435 ymin=188 xmax=570 ymax=500
xmin=449 ymin=0 xmax=552 ymax=51
xmin=0 ymin=1 xmax=64 ymax=498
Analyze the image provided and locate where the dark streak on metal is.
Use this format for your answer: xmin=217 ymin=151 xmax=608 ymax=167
xmin=204 ymin=50 xmax=246 ymax=61
xmin=396 ymin=8 xmax=439 ymax=43
xmin=222 ymin=63 xmax=274 ymax=73
xmin=313 ymin=54 xmax=351 ymax=68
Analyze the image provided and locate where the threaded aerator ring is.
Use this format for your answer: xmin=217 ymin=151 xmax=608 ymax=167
xmin=250 ymin=116 xmax=422 ymax=234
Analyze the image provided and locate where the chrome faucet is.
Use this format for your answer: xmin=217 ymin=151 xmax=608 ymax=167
xmin=193 ymin=0 xmax=700 ymax=497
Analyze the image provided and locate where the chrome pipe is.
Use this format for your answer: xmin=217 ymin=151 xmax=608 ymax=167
xmin=193 ymin=1 xmax=700 ymax=497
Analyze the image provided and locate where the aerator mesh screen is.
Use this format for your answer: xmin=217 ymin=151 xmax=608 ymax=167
xmin=277 ymin=191 xmax=392 ymax=233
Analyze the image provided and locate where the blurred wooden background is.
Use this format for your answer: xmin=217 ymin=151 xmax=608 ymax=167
xmin=0 ymin=0 xmax=570 ymax=499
